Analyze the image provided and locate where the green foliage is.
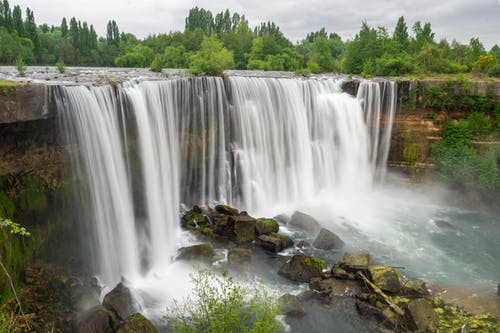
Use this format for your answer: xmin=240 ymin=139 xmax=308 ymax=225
xmin=188 ymin=35 xmax=234 ymax=76
xmin=431 ymin=118 xmax=500 ymax=191
xmin=15 ymin=56 xmax=26 ymax=75
xmin=433 ymin=297 xmax=500 ymax=332
xmin=166 ymin=270 xmax=281 ymax=333
xmin=0 ymin=217 xmax=30 ymax=236
xmin=403 ymin=143 xmax=418 ymax=164
xmin=374 ymin=53 xmax=415 ymax=76
xmin=55 ymin=60 xmax=65 ymax=73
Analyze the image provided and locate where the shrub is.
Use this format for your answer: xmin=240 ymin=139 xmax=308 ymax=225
xmin=15 ymin=57 xmax=26 ymax=76
xmin=166 ymin=270 xmax=281 ymax=333
xmin=56 ymin=61 xmax=65 ymax=74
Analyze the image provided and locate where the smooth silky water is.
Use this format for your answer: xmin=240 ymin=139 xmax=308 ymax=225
xmin=57 ymin=74 xmax=499 ymax=332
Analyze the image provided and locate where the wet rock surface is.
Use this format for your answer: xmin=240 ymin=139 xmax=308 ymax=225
xmin=278 ymin=254 xmax=324 ymax=283
xmin=288 ymin=211 xmax=322 ymax=234
xmin=312 ymin=227 xmax=345 ymax=250
xmin=102 ymin=283 xmax=139 ymax=321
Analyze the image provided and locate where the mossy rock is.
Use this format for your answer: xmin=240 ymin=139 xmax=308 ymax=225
xmin=367 ymin=265 xmax=401 ymax=293
xmin=102 ymin=283 xmax=138 ymax=321
xmin=181 ymin=210 xmax=207 ymax=230
xmin=228 ymin=215 xmax=256 ymax=243
xmin=215 ymin=204 xmax=239 ymax=215
xmin=279 ymin=254 xmax=324 ymax=283
xmin=76 ymin=305 xmax=120 ymax=333
xmin=177 ymin=243 xmax=214 ymax=262
xmin=332 ymin=267 xmax=355 ymax=280
xmin=278 ymin=293 xmax=306 ymax=317
xmin=116 ymin=313 xmax=158 ymax=333
xmin=255 ymin=233 xmax=293 ymax=252
xmin=228 ymin=247 xmax=252 ymax=265
xmin=255 ymin=218 xmax=279 ymax=235
xmin=213 ymin=214 xmax=231 ymax=236
xmin=309 ymin=277 xmax=335 ymax=292
xmin=341 ymin=253 xmax=370 ymax=272
xmin=404 ymin=278 xmax=429 ymax=296
xmin=407 ymin=298 xmax=439 ymax=332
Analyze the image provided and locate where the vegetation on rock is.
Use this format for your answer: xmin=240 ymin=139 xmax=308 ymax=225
xmin=165 ymin=270 xmax=281 ymax=333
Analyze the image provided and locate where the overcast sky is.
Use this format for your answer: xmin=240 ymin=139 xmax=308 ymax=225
xmin=14 ymin=0 xmax=500 ymax=49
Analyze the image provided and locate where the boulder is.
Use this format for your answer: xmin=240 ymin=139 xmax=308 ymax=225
xmin=295 ymin=240 xmax=310 ymax=248
xmin=367 ymin=266 xmax=401 ymax=294
xmin=198 ymin=205 xmax=213 ymax=216
xmin=75 ymin=305 xmax=119 ymax=333
xmin=341 ymin=253 xmax=370 ymax=272
xmin=278 ymin=294 xmax=307 ymax=317
xmin=312 ymin=228 xmax=344 ymax=250
xmin=434 ymin=219 xmax=456 ymax=229
xmin=332 ymin=267 xmax=354 ymax=280
xmin=102 ymin=283 xmax=138 ymax=321
xmin=215 ymin=204 xmax=239 ymax=216
xmin=407 ymin=298 xmax=439 ymax=332
xmin=278 ymin=254 xmax=324 ymax=283
xmin=288 ymin=211 xmax=322 ymax=234
xmin=181 ymin=210 xmax=207 ymax=230
xmin=116 ymin=313 xmax=157 ymax=333
xmin=177 ymin=243 xmax=214 ymax=261
xmin=255 ymin=218 xmax=279 ymax=235
xmin=309 ymin=277 xmax=335 ymax=293
xmin=273 ymin=214 xmax=290 ymax=224
xmin=213 ymin=214 xmax=231 ymax=237
xmin=229 ymin=215 xmax=256 ymax=243
xmin=228 ymin=247 xmax=252 ymax=265
xmin=404 ymin=278 xmax=429 ymax=296
xmin=256 ymin=233 xmax=294 ymax=252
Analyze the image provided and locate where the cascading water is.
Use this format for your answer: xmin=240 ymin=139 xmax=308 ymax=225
xmin=58 ymin=75 xmax=396 ymax=286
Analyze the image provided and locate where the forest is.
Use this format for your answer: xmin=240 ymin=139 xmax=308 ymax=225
xmin=0 ymin=1 xmax=499 ymax=77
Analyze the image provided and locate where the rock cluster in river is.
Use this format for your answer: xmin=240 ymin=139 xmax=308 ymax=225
xmin=177 ymin=204 xmax=499 ymax=332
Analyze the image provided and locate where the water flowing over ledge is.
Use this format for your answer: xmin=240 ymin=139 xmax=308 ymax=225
xmin=55 ymin=75 xmax=396 ymax=285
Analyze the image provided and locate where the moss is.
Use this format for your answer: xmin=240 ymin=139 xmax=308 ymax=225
xmin=432 ymin=297 xmax=500 ymax=332
xmin=0 ymin=80 xmax=19 ymax=96
xmin=19 ymin=178 xmax=48 ymax=212
xmin=0 ymin=190 xmax=15 ymax=218
xmin=304 ymin=257 xmax=324 ymax=272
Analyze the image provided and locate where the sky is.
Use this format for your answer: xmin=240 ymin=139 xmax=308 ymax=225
xmin=13 ymin=0 xmax=500 ymax=49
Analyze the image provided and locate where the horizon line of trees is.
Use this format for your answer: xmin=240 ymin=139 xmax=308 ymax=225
xmin=1 ymin=1 xmax=499 ymax=77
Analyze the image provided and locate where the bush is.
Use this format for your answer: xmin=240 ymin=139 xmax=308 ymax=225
xmin=15 ymin=57 xmax=26 ymax=76
xmin=56 ymin=61 xmax=65 ymax=74
xmin=188 ymin=35 xmax=234 ymax=76
xmin=374 ymin=54 xmax=415 ymax=76
xmin=166 ymin=270 xmax=281 ymax=333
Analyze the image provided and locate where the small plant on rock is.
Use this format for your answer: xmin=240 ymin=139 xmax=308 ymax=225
xmin=166 ymin=269 xmax=281 ymax=333
xmin=15 ymin=57 xmax=27 ymax=76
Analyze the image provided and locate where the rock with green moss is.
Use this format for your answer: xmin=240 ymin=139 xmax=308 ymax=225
xmin=255 ymin=218 xmax=279 ymax=235
xmin=341 ymin=253 xmax=370 ymax=272
xmin=312 ymin=228 xmax=344 ymax=250
xmin=213 ymin=214 xmax=231 ymax=236
xmin=228 ymin=215 xmax=256 ymax=243
xmin=407 ymin=298 xmax=439 ymax=332
xmin=332 ymin=267 xmax=355 ymax=280
xmin=278 ymin=293 xmax=307 ymax=317
xmin=255 ymin=233 xmax=294 ymax=252
xmin=367 ymin=266 xmax=401 ymax=293
xmin=102 ymin=283 xmax=138 ymax=321
xmin=404 ymin=278 xmax=429 ymax=296
xmin=116 ymin=313 xmax=158 ymax=333
xmin=278 ymin=254 xmax=324 ymax=282
xmin=76 ymin=305 xmax=120 ymax=333
xmin=177 ymin=243 xmax=214 ymax=261
xmin=228 ymin=247 xmax=252 ymax=265
xmin=215 ymin=204 xmax=239 ymax=215
xmin=181 ymin=210 xmax=207 ymax=230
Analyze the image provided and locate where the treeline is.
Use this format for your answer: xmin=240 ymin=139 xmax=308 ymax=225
xmin=1 ymin=2 xmax=499 ymax=77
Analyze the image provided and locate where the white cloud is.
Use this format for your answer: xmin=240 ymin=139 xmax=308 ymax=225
xmin=12 ymin=0 xmax=500 ymax=48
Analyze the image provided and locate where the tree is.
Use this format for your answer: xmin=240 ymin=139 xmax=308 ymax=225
xmin=24 ymin=8 xmax=39 ymax=62
xmin=308 ymin=37 xmax=335 ymax=72
xmin=188 ymin=35 xmax=234 ymax=75
xmin=12 ymin=5 xmax=23 ymax=36
xmin=393 ymin=16 xmax=409 ymax=51
xmin=185 ymin=7 xmax=214 ymax=34
xmin=61 ymin=17 xmax=68 ymax=38
xmin=106 ymin=20 xmax=120 ymax=46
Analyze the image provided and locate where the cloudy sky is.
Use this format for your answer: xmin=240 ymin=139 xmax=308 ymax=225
xmin=14 ymin=0 xmax=500 ymax=48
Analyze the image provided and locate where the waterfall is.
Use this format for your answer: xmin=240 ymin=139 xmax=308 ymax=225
xmin=57 ymin=75 xmax=397 ymax=285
